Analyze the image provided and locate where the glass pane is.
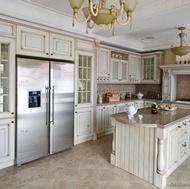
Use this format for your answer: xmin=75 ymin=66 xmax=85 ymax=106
xmin=88 ymin=57 xmax=92 ymax=67
xmin=82 ymin=80 xmax=86 ymax=91
xmin=1 ymin=44 xmax=8 ymax=60
xmin=83 ymin=56 xmax=87 ymax=67
xmin=79 ymin=68 xmax=83 ymax=79
xmin=112 ymin=61 xmax=118 ymax=79
xmin=87 ymin=68 xmax=91 ymax=79
xmin=0 ymin=95 xmax=8 ymax=112
xmin=83 ymin=68 xmax=86 ymax=79
xmin=79 ymin=55 xmax=83 ymax=67
xmin=0 ymin=43 xmax=9 ymax=113
xmin=87 ymin=92 xmax=90 ymax=103
xmin=87 ymin=80 xmax=91 ymax=91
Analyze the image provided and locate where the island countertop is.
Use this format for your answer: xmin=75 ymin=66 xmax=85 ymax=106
xmin=111 ymin=108 xmax=190 ymax=128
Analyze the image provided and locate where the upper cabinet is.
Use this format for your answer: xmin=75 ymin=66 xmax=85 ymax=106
xmin=17 ymin=26 xmax=75 ymax=60
xmin=141 ymin=52 xmax=163 ymax=84
xmin=128 ymin=54 xmax=141 ymax=83
xmin=0 ymin=37 xmax=15 ymax=119
xmin=75 ymin=50 xmax=94 ymax=108
xmin=110 ymin=51 xmax=128 ymax=83
xmin=97 ymin=47 xmax=110 ymax=82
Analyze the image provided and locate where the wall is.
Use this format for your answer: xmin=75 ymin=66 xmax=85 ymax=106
xmin=164 ymin=49 xmax=176 ymax=64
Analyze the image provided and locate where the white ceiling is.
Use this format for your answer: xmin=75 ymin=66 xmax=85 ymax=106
xmin=1 ymin=0 xmax=190 ymax=52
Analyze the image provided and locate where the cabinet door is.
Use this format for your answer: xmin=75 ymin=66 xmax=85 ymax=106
xmin=141 ymin=54 xmax=160 ymax=84
xmin=98 ymin=48 xmax=110 ymax=79
xmin=0 ymin=118 xmax=15 ymax=169
xmin=134 ymin=101 xmax=144 ymax=109
xmin=167 ymin=124 xmax=178 ymax=176
xmin=75 ymin=51 xmax=94 ymax=108
xmin=17 ymin=26 xmax=49 ymax=57
xmin=144 ymin=100 xmax=155 ymax=108
xmin=162 ymin=77 xmax=171 ymax=101
xmin=74 ymin=107 xmax=93 ymax=141
xmin=116 ymin=103 xmax=126 ymax=113
xmin=0 ymin=37 xmax=15 ymax=119
xmin=50 ymin=33 xmax=74 ymax=60
xmin=120 ymin=60 xmax=128 ymax=82
xmin=128 ymin=55 xmax=141 ymax=83
xmin=110 ymin=58 xmax=120 ymax=82
xmin=105 ymin=105 xmax=116 ymax=131
xmin=96 ymin=106 xmax=105 ymax=134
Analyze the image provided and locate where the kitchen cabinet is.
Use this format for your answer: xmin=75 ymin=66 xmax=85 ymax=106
xmin=0 ymin=21 xmax=15 ymax=38
xmin=74 ymin=107 xmax=93 ymax=145
xmin=167 ymin=123 xmax=179 ymax=176
xmin=0 ymin=36 xmax=15 ymax=169
xmin=0 ymin=37 xmax=15 ymax=119
xmin=128 ymin=54 xmax=141 ymax=83
xmin=144 ymin=100 xmax=155 ymax=108
xmin=75 ymin=50 xmax=94 ymax=108
xmin=134 ymin=101 xmax=144 ymax=109
xmin=110 ymin=58 xmax=128 ymax=82
xmin=97 ymin=47 xmax=110 ymax=82
xmin=17 ymin=26 xmax=75 ymax=60
xmin=116 ymin=101 xmax=134 ymax=113
xmin=0 ymin=118 xmax=15 ymax=169
xmin=167 ymin=120 xmax=189 ymax=176
xmin=141 ymin=52 xmax=163 ymax=84
xmin=96 ymin=104 xmax=116 ymax=134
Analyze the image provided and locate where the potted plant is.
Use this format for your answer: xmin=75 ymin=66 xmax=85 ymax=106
xmin=148 ymin=102 xmax=161 ymax=114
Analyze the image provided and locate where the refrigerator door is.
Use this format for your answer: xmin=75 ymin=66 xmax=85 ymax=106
xmin=16 ymin=58 xmax=49 ymax=165
xmin=49 ymin=61 xmax=74 ymax=154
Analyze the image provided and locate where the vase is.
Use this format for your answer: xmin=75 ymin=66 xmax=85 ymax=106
xmin=151 ymin=108 xmax=158 ymax=114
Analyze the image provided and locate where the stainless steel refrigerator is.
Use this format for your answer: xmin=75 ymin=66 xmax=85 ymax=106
xmin=16 ymin=57 xmax=74 ymax=165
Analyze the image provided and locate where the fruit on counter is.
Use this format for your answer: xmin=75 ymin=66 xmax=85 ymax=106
xmin=165 ymin=104 xmax=174 ymax=109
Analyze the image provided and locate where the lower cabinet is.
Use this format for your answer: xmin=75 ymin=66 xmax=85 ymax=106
xmin=167 ymin=119 xmax=189 ymax=176
xmin=0 ymin=118 xmax=15 ymax=169
xmin=96 ymin=104 xmax=116 ymax=134
xmin=74 ymin=107 xmax=93 ymax=145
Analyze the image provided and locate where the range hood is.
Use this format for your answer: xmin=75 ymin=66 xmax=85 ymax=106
xmin=160 ymin=64 xmax=190 ymax=75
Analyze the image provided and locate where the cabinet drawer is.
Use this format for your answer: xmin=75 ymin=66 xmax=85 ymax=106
xmin=179 ymin=140 xmax=188 ymax=165
xmin=178 ymin=122 xmax=188 ymax=140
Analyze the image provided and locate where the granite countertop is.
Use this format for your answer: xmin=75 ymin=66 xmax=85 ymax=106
xmin=111 ymin=108 xmax=190 ymax=128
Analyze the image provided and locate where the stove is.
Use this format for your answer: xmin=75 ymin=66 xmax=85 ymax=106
xmin=176 ymin=99 xmax=190 ymax=104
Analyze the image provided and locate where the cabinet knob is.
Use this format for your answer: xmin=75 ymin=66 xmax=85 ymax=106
xmin=46 ymin=53 xmax=49 ymax=55
xmin=11 ymin=121 xmax=14 ymax=123
xmin=51 ymin=53 xmax=53 ymax=55
xmin=178 ymin=125 xmax=181 ymax=128
xmin=11 ymin=112 xmax=14 ymax=115
xmin=182 ymin=122 xmax=186 ymax=125
xmin=182 ymin=142 xmax=186 ymax=147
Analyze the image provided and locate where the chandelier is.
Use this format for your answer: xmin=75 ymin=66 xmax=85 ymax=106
xmin=171 ymin=26 xmax=190 ymax=56
xmin=68 ymin=0 xmax=138 ymax=35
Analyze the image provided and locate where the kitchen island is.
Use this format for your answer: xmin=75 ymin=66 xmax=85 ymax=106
xmin=110 ymin=108 xmax=190 ymax=189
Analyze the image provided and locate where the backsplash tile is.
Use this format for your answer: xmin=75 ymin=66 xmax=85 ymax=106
xmin=176 ymin=75 xmax=190 ymax=99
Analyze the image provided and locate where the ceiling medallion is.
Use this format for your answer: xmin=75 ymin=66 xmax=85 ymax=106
xmin=171 ymin=25 xmax=190 ymax=56
xmin=68 ymin=0 xmax=138 ymax=35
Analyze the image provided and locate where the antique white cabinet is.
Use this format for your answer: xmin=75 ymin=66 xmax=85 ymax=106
xmin=128 ymin=54 xmax=141 ymax=83
xmin=96 ymin=104 xmax=116 ymax=134
xmin=0 ymin=36 xmax=15 ymax=169
xmin=97 ymin=47 xmax=110 ymax=82
xmin=110 ymin=58 xmax=128 ymax=83
xmin=17 ymin=26 xmax=75 ymax=60
xmin=74 ymin=107 xmax=93 ymax=145
xmin=141 ymin=52 xmax=163 ymax=84
xmin=74 ymin=50 xmax=94 ymax=144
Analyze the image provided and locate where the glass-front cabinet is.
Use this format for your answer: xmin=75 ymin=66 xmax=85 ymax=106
xmin=0 ymin=37 xmax=15 ymax=119
xmin=75 ymin=51 xmax=94 ymax=107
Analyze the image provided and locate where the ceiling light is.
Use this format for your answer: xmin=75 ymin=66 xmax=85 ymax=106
xmin=171 ymin=26 xmax=190 ymax=56
xmin=69 ymin=0 xmax=138 ymax=35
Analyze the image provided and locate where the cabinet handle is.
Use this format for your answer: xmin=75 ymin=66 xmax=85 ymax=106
xmin=182 ymin=142 xmax=186 ymax=147
xmin=182 ymin=122 xmax=186 ymax=125
xmin=178 ymin=125 xmax=182 ymax=128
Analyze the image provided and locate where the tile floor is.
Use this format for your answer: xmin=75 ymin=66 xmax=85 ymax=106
xmin=1 ymin=134 xmax=190 ymax=189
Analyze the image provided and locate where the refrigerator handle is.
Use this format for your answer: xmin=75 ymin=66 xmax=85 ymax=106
xmin=52 ymin=86 xmax=55 ymax=125
xmin=45 ymin=86 xmax=49 ymax=125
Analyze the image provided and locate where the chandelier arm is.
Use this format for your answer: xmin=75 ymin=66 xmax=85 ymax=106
xmin=74 ymin=9 xmax=91 ymax=23
xmin=89 ymin=1 xmax=99 ymax=17
xmin=116 ymin=13 xmax=131 ymax=26
xmin=115 ymin=2 xmax=124 ymax=17
xmin=87 ymin=21 xmax=95 ymax=29
xmin=108 ymin=22 xmax=114 ymax=31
